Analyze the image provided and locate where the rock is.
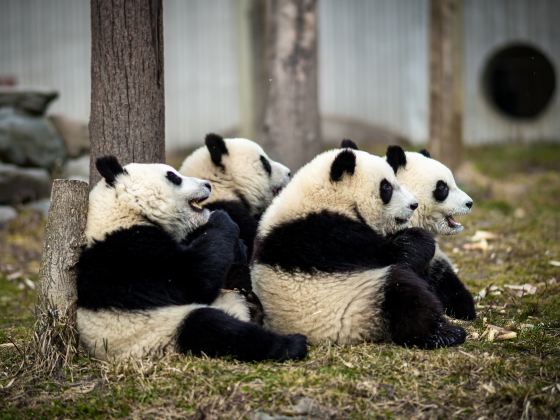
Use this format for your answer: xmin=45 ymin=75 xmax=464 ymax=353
xmin=24 ymin=198 xmax=51 ymax=217
xmin=61 ymin=155 xmax=89 ymax=182
xmin=0 ymin=163 xmax=51 ymax=205
xmin=48 ymin=114 xmax=90 ymax=158
xmin=0 ymin=88 xmax=58 ymax=116
xmin=0 ymin=205 xmax=17 ymax=226
xmin=0 ymin=108 xmax=66 ymax=169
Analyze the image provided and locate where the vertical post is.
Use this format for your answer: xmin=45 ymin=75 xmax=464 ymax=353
xmin=261 ymin=0 xmax=322 ymax=171
xmin=428 ymin=0 xmax=463 ymax=170
xmin=89 ymin=0 xmax=165 ymax=187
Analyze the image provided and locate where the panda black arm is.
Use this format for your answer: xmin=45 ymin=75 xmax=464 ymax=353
xmin=387 ymin=227 xmax=437 ymax=274
xmin=255 ymin=211 xmax=405 ymax=272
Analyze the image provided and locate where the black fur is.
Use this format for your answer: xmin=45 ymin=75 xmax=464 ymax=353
xmin=254 ymin=211 xmax=435 ymax=275
xmin=433 ymin=180 xmax=450 ymax=202
xmin=426 ymin=257 xmax=476 ymax=320
xmin=260 ymin=156 xmax=272 ymax=176
xmin=419 ymin=149 xmax=431 ymax=158
xmin=166 ymin=171 xmax=182 ymax=186
xmin=205 ymin=133 xmax=228 ymax=168
xmin=330 ymin=150 xmax=356 ymax=182
xmin=340 ymin=139 xmax=358 ymax=150
xmin=386 ymin=145 xmax=407 ymax=174
xmin=383 ymin=265 xmax=466 ymax=349
xmin=96 ymin=155 xmax=126 ymax=187
xmin=77 ymin=210 xmax=240 ymax=310
xmin=380 ymin=179 xmax=393 ymax=204
xmin=177 ymin=308 xmax=307 ymax=361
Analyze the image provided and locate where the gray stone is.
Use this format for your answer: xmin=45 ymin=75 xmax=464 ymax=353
xmin=24 ymin=198 xmax=51 ymax=217
xmin=61 ymin=155 xmax=89 ymax=182
xmin=48 ymin=114 xmax=90 ymax=158
xmin=0 ymin=88 xmax=58 ymax=116
xmin=0 ymin=163 xmax=51 ymax=205
xmin=0 ymin=108 xmax=67 ymax=169
xmin=0 ymin=205 xmax=17 ymax=226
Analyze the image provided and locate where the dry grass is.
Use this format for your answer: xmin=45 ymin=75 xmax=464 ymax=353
xmin=1 ymin=144 xmax=559 ymax=418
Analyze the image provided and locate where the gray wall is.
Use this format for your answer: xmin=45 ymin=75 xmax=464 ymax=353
xmin=1 ymin=0 xmax=558 ymax=149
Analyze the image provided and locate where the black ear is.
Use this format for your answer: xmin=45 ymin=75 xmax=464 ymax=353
xmin=419 ymin=149 xmax=431 ymax=158
xmin=205 ymin=133 xmax=228 ymax=167
xmin=386 ymin=145 xmax=407 ymax=174
xmin=340 ymin=139 xmax=358 ymax=150
xmin=330 ymin=150 xmax=356 ymax=182
xmin=96 ymin=155 xmax=125 ymax=187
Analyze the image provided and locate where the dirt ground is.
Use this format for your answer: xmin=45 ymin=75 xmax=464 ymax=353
xmin=1 ymin=144 xmax=559 ymax=418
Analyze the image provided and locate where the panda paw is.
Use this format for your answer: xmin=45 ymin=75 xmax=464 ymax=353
xmin=270 ymin=333 xmax=308 ymax=361
xmin=419 ymin=321 xmax=466 ymax=349
xmin=391 ymin=228 xmax=436 ymax=271
xmin=206 ymin=210 xmax=241 ymax=242
xmin=445 ymin=295 xmax=477 ymax=321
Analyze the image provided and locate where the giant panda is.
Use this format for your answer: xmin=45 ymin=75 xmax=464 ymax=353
xmin=385 ymin=145 xmax=476 ymax=320
xmin=76 ymin=156 xmax=307 ymax=361
xmin=179 ymin=133 xmax=291 ymax=258
xmin=251 ymin=146 xmax=466 ymax=349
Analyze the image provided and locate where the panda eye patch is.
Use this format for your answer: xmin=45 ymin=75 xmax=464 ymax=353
xmin=380 ymin=179 xmax=393 ymax=204
xmin=166 ymin=171 xmax=183 ymax=186
xmin=260 ymin=155 xmax=272 ymax=176
xmin=433 ymin=180 xmax=449 ymax=201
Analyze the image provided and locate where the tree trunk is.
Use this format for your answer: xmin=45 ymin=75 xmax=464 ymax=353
xmin=261 ymin=0 xmax=322 ymax=171
xmin=89 ymin=0 xmax=165 ymax=187
xmin=36 ymin=180 xmax=89 ymax=371
xmin=428 ymin=0 xmax=463 ymax=170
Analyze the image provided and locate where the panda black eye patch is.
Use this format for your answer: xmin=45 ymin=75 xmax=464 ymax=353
xmin=433 ymin=180 xmax=449 ymax=202
xmin=166 ymin=171 xmax=183 ymax=186
xmin=260 ymin=156 xmax=272 ymax=176
xmin=380 ymin=179 xmax=393 ymax=204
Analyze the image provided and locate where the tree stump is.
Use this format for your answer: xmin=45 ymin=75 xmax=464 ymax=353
xmin=36 ymin=179 xmax=89 ymax=371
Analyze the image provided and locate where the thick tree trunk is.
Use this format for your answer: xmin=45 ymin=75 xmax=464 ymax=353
xmin=36 ymin=180 xmax=89 ymax=370
xmin=428 ymin=0 xmax=463 ymax=170
xmin=89 ymin=0 xmax=165 ymax=187
xmin=261 ymin=0 xmax=321 ymax=171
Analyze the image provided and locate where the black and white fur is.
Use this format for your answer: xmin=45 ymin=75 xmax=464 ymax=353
xmin=386 ymin=145 xmax=476 ymax=320
xmin=76 ymin=156 xmax=307 ymax=361
xmin=252 ymin=145 xmax=466 ymax=349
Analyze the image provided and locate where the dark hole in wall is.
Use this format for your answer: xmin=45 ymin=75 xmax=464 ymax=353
xmin=483 ymin=43 xmax=556 ymax=119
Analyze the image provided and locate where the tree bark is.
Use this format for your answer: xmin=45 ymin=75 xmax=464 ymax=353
xmin=261 ymin=0 xmax=322 ymax=171
xmin=36 ymin=180 xmax=88 ymax=370
xmin=428 ymin=0 xmax=463 ymax=170
xmin=89 ymin=0 xmax=165 ymax=187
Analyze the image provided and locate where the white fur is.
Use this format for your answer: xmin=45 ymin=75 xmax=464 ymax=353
xmin=86 ymin=163 xmax=211 ymax=245
xmin=252 ymin=265 xmax=390 ymax=344
xmin=179 ymin=138 xmax=291 ymax=216
xmin=78 ymin=290 xmax=250 ymax=361
xmin=258 ymin=149 xmax=418 ymax=238
xmin=394 ymin=152 xmax=473 ymax=235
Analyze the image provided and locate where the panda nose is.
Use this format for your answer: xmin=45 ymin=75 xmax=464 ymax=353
xmin=410 ymin=202 xmax=418 ymax=210
xmin=203 ymin=182 xmax=212 ymax=192
xmin=287 ymin=171 xmax=292 ymax=178
xmin=465 ymin=201 xmax=473 ymax=209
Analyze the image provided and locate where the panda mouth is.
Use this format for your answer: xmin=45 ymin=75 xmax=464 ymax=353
xmin=395 ymin=217 xmax=408 ymax=225
xmin=445 ymin=214 xmax=462 ymax=229
xmin=188 ymin=194 xmax=209 ymax=213
xmin=272 ymin=185 xmax=284 ymax=196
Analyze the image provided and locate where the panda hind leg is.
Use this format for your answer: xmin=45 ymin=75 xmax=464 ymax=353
xmin=383 ymin=266 xmax=466 ymax=349
xmin=177 ymin=308 xmax=307 ymax=361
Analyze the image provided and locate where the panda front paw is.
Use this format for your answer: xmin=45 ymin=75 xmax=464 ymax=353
xmin=419 ymin=321 xmax=466 ymax=349
xmin=391 ymin=228 xmax=436 ymax=272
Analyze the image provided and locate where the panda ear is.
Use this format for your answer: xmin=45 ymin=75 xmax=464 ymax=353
xmin=340 ymin=139 xmax=358 ymax=150
xmin=386 ymin=145 xmax=407 ymax=174
xmin=419 ymin=149 xmax=431 ymax=158
xmin=205 ymin=133 xmax=228 ymax=167
xmin=96 ymin=155 xmax=125 ymax=187
xmin=330 ymin=150 xmax=356 ymax=182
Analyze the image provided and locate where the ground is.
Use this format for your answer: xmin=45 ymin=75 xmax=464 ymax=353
xmin=1 ymin=144 xmax=559 ymax=419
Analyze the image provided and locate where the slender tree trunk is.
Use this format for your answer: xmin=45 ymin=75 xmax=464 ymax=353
xmin=36 ymin=180 xmax=89 ymax=370
xmin=261 ymin=0 xmax=321 ymax=171
xmin=428 ymin=0 xmax=463 ymax=170
xmin=89 ymin=0 xmax=165 ymax=186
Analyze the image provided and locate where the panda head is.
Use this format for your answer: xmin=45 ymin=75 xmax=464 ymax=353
xmin=179 ymin=134 xmax=291 ymax=216
xmin=259 ymin=143 xmax=418 ymax=237
xmin=386 ymin=146 xmax=473 ymax=235
xmin=86 ymin=155 xmax=212 ymax=245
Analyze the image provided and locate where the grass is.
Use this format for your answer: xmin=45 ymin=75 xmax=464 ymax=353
xmin=1 ymin=144 xmax=560 ymax=418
